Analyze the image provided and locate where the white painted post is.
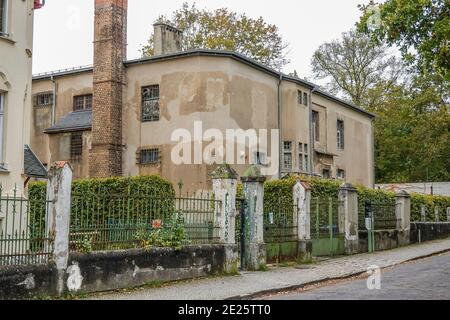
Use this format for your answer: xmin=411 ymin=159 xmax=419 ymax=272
xmin=421 ymin=205 xmax=427 ymax=222
xmin=395 ymin=190 xmax=411 ymax=247
xmin=293 ymin=180 xmax=311 ymax=261
xmin=211 ymin=164 xmax=239 ymax=273
xmin=338 ymin=183 xmax=359 ymax=255
xmin=46 ymin=161 xmax=73 ymax=296
xmin=241 ymin=165 xmax=266 ymax=271
xmin=434 ymin=206 xmax=440 ymax=223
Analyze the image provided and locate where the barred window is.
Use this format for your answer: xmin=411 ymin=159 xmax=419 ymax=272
xmin=283 ymin=141 xmax=292 ymax=171
xmin=35 ymin=92 xmax=53 ymax=107
xmin=70 ymin=132 xmax=83 ymax=160
xmin=141 ymin=85 xmax=160 ymax=122
xmin=73 ymin=94 xmax=92 ymax=111
xmin=140 ymin=148 xmax=160 ymax=165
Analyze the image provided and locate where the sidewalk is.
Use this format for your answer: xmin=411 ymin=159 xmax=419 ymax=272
xmin=91 ymin=238 xmax=450 ymax=300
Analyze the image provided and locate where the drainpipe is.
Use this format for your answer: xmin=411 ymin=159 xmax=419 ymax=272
xmin=371 ymin=117 xmax=375 ymax=188
xmin=50 ymin=76 xmax=56 ymax=125
xmin=277 ymin=74 xmax=283 ymax=179
xmin=309 ymin=87 xmax=317 ymax=176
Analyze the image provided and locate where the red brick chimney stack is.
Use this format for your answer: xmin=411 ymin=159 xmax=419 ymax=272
xmin=90 ymin=0 xmax=128 ymax=178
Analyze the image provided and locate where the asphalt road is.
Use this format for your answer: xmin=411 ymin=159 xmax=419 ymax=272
xmin=268 ymin=252 xmax=450 ymax=300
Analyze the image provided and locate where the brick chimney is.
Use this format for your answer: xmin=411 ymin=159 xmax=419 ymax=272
xmin=89 ymin=0 xmax=127 ymax=178
xmin=153 ymin=23 xmax=183 ymax=56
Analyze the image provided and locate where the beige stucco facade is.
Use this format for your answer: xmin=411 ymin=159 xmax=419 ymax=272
xmin=31 ymin=52 xmax=375 ymax=192
xmin=0 ymin=0 xmax=36 ymax=194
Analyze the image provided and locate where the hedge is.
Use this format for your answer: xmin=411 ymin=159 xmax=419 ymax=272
xmin=28 ymin=175 xmax=176 ymax=235
xmin=411 ymin=193 xmax=450 ymax=222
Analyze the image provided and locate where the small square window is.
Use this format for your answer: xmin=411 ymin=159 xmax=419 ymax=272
xmin=140 ymin=148 xmax=160 ymax=165
xmin=322 ymin=169 xmax=331 ymax=179
xmin=35 ymin=93 xmax=53 ymax=107
xmin=337 ymin=169 xmax=346 ymax=180
xmin=73 ymin=95 xmax=92 ymax=111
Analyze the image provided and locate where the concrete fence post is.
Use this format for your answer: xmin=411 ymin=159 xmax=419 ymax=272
xmin=447 ymin=208 xmax=450 ymax=222
xmin=434 ymin=207 xmax=440 ymax=223
xmin=45 ymin=161 xmax=73 ymax=296
xmin=211 ymin=164 xmax=239 ymax=273
xmin=338 ymin=183 xmax=359 ymax=255
xmin=293 ymin=180 xmax=312 ymax=262
xmin=421 ymin=205 xmax=427 ymax=222
xmin=241 ymin=165 xmax=266 ymax=271
xmin=395 ymin=190 xmax=411 ymax=247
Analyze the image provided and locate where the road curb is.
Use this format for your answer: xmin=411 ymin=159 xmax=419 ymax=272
xmin=226 ymin=247 xmax=450 ymax=300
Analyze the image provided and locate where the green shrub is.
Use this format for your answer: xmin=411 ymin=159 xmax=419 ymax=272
xmin=411 ymin=193 xmax=450 ymax=222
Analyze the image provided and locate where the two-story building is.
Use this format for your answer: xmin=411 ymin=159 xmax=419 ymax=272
xmin=30 ymin=0 xmax=375 ymax=192
xmin=0 ymin=0 xmax=46 ymax=194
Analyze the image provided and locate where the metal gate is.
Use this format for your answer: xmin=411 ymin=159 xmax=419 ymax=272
xmin=263 ymin=200 xmax=298 ymax=263
xmin=235 ymin=198 xmax=246 ymax=269
xmin=310 ymin=197 xmax=345 ymax=257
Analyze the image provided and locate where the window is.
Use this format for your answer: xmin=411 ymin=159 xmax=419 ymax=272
xmin=253 ymin=151 xmax=266 ymax=166
xmin=303 ymin=92 xmax=308 ymax=106
xmin=0 ymin=92 xmax=4 ymax=163
xmin=140 ymin=148 xmax=160 ymax=165
xmin=70 ymin=132 xmax=83 ymax=161
xmin=337 ymin=169 xmax=346 ymax=180
xmin=35 ymin=92 xmax=53 ymax=107
xmin=0 ymin=0 xmax=8 ymax=36
xmin=312 ymin=111 xmax=320 ymax=142
xmin=298 ymin=91 xmax=303 ymax=105
xmin=322 ymin=169 xmax=331 ymax=179
xmin=283 ymin=141 xmax=292 ymax=171
xmin=337 ymin=119 xmax=345 ymax=150
xmin=298 ymin=143 xmax=309 ymax=172
xmin=141 ymin=85 xmax=160 ymax=122
xmin=73 ymin=94 xmax=92 ymax=111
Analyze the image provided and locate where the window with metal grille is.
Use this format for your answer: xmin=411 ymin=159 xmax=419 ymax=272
xmin=0 ymin=0 xmax=7 ymax=35
xmin=283 ymin=141 xmax=292 ymax=171
xmin=140 ymin=148 xmax=160 ymax=165
xmin=337 ymin=119 xmax=345 ymax=150
xmin=35 ymin=92 xmax=53 ymax=107
xmin=312 ymin=111 xmax=320 ymax=141
xmin=73 ymin=94 xmax=92 ymax=111
xmin=70 ymin=132 xmax=83 ymax=160
xmin=141 ymin=85 xmax=160 ymax=122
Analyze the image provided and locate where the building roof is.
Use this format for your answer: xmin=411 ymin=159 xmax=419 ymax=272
xmin=44 ymin=110 xmax=92 ymax=134
xmin=24 ymin=145 xmax=47 ymax=178
xmin=32 ymin=49 xmax=375 ymax=119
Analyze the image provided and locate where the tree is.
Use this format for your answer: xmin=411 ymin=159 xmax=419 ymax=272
xmin=368 ymin=74 xmax=450 ymax=183
xmin=358 ymin=0 xmax=450 ymax=82
xmin=311 ymin=29 xmax=402 ymax=107
xmin=141 ymin=2 xmax=289 ymax=70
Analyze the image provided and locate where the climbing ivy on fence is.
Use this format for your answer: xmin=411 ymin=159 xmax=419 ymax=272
xmin=28 ymin=175 xmax=176 ymax=230
xmin=411 ymin=193 xmax=450 ymax=222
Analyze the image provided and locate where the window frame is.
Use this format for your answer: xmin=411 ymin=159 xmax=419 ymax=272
xmin=0 ymin=0 xmax=9 ymax=37
xmin=322 ymin=168 xmax=331 ymax=179
xmin=283 ymin=141 xmax=292 ymax=171
xmin=303 ymin=92 xmax=308 ymax=106
xmin=141 ymin=85 xmax=160 ymax=122
xmin=312 ymin=111 xmax=320 ymax=142
xmin=139 ymin=148 xmax=160 ymax=165
xmin=73 ymin=94 xmax=92 ymax=112
xmin=70 ymin=132 xmax=83 ymax=161
xmin=337 ymin=119 xmax=345 ymax=150
xmin=337 ymin=169 xmax=346 ymax=180
xmin=0 ymin=92 xmax=4 ymax=164
xmin=35 ymin=92 xmax=54 ymax=107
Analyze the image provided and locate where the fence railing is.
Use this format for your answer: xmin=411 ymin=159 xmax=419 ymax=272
xmin=0 ymin=186 xmax=54 ymax=266
xmin=310 ymin=197 xmax=344 ymax=238
xmin=358 ymin=199 xmax=400 ymax=231
xmin=69 ymin=191 xmax=221 ymax=252
xmin=263 ymin=202 xmax=298 ymax=243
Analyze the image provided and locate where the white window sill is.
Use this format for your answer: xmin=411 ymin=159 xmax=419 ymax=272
xmin=0 ymin=35 xmax=15 ymax=45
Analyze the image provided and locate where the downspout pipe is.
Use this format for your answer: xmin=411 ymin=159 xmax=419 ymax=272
xmin=278 ymin=74 xmax=283 ymax=179
xmin=50 ymin=76 xmax=56 ymax=125
xmin=309 ymin=87 xmax=317 ymax=176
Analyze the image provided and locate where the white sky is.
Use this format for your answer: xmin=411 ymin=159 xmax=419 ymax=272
xmin=32 ymin=0 xmax=372 ymax=79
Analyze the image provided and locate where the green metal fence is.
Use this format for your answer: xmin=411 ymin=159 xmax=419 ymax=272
xmin=358 ymin=199 xmax=400 ymax=231
xmin=0 ymin=185 xmax=54 ymax=266
xmin=69 ymin=191 xmax=221 ymax=252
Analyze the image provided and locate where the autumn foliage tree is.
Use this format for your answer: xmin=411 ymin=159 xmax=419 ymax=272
xmin=141 ymin=2 xmax=289 ymax=70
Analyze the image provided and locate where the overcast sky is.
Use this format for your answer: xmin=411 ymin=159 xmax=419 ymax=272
xmin=32 ymin=0 xmax=372 ymax=79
